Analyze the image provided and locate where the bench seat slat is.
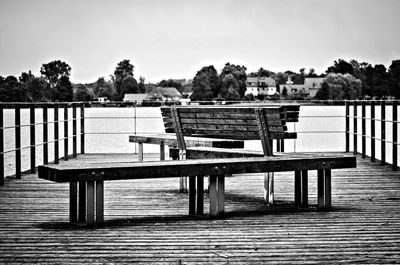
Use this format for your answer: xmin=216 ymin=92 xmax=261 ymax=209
xmin=181 ymin=124 xmax=286 ymax=133
xmin=38 ymin=154 xmax=356 ymax=183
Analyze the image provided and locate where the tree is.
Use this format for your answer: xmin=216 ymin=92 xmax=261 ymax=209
xmin=40 ymin=60 xmax=71 ymax=88
xmin=54 ymin=75 xmax=73 ymax=101
xmin=190 ymin=65 xmax=219 ymax=101
xmin=219 ymin=63 xmax=247 ymax=99
xmin=285 ymin=70 xmax=304 ymax=84
xmin=388 ymin=60 xmax=400 ymax=98
xmin=121 ymin=75 xmax=139 ymax=94
xmin=271 ymin=72 xmax=289 ymax=85
xmin=307 ymin=68 xmax=318 ymax=77
xmin=316 ymin=73 xmax=361 ymax=100
xmin=0 ymin=76 xmax=28 ymax=102
xmin=25 ymin=77 xmax=52 ymax=101
xmin=326 ymin=59 xmax=354 ymax=75
xmin=190 ymin=72 xmax=214 ymax=101
xmin=138 ymin=76 xmax=146 ymax=93
xmin=73 ymin=84 xmax=94 ymax=101
xmin=220 ymin=73 xmax=241 ymax=100
xmin=113 ymin=59 xmax=135 ymax=100
xmin=93 ymin=77 xmax=116 ymax=100
xmin=158 ymin=79 xmax=183 ymax=92
xmin=349 ymin=60 xmax=371 ymax=96
xmin=248 ymin=67 xmax=275 ymax=78
xmin=364 ymin=64 xmax=390 ymax=98
xmin=19 ymin=71 xmax=34 ymax=83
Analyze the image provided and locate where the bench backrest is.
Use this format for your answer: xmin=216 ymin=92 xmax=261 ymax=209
xmin=161 ymin=105 xmax=299 ymax=156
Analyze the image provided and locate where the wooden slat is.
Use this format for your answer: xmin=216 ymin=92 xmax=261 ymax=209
xmin=38 ymin=154 xmax=356 ymax=183
xmin=1 ymin=153 xmax=399 ymax=264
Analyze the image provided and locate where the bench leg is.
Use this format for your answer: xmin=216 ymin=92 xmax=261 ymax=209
xmin=73 ymin=180 xmax=104 ymax=226
xmin=264 ymin=172 xmax=274 ymax=205
xmin=179 ymin=151 xmax=188 ymax=193
xmin=209 ymin=175 xmax=225 ymax=217
xmin=69 ymin=182 xmax=78 ymax=223
xmin=318 ymin=169 xmax=332 ymax=209
xmin=197 ymin=176 xmax=204 ymax=215
xmin=294 ymin=170 xmax=308 ymax=208
xmin=188 ymin=176 xmax=196 ymax=215
xmin=188 ymin=176 xmax=205 ymax=216
xmin=138 ymin=143 xmax=144 ymax=162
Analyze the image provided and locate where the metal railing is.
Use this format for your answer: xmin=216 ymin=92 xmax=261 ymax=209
xmin=0 ymin=102 xmax=85 ymax=185
xmin=3 ymin=99 xmax=397 ymax=185
xmin=345 ymin=100 xmax=399 ymax=170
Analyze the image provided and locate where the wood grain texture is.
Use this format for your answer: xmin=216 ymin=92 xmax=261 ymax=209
xmin=38 ymin=153 xmax=356 ymax=183
xmin=1 ymin=153 xmax=399 ymax=264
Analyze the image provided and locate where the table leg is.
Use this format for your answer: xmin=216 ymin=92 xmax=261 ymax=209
xmin=96 ymin=181 xmax=104 ymax=225
xmin=318 ymin=169 xmax=331 ymax=209
xmin=86 ymin=181 xmax=95 ymax=225
xmin=69 ymin=182 xmax=78 ymax=223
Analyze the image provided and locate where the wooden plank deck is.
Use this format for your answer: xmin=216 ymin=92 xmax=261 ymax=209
xmin=0 ymin=153 xmax=399 ymax=264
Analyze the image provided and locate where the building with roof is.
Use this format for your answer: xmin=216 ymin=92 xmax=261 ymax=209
xmin=146 ymin=87 xmax=182 ymax=102
xmin=304 ymin=77 xmax=325 ymax=98
xmin=123 ymin=93 xmax=148 ymax=104
xmin=245 ymin=77 xmax=277 ymax=97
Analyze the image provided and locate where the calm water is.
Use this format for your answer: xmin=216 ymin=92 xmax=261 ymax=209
xmin=2 ymin=105 xmax=396 ymax=177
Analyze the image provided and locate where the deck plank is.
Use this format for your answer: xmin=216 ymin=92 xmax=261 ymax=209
xmin=0 ymin=153 xmax=399 ymax=264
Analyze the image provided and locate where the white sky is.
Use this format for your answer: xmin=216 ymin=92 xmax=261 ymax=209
xmin=0 ymin=0 xmax=399 ymax=83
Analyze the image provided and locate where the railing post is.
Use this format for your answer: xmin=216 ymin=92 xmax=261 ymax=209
xmin=30 ymin=105 xmax=36 ymax=173
xmin=43 ymin=106 xmax=48 ymax=165
xmin=73 ymin=103 xmax=77 ymax=157
xmin=353 ymin=101 xmax=357 ymax=155
xmin=15 ymin=106 xmax=21 ymax=179
xmin=64 ymin=104 xmax=69 ymax=160
xmin=80 ymin=103 xmax=85 ymax=154
xmin=381 ymin=100 xmax=386 ymax=165
xmin=0 ymin=105 xmax=4 ymax=185
xmin=54 ymin=105 xmax=59 ymax=164
xmin=345 ymin=101 xmax=350 ymax=152
xmin=393 ymin=101 xmax=398 ymax=170
xmin=361 ymin=101 xmax=366 ymax=158
xmin=371 ymin=101 xmax=375 ymax=162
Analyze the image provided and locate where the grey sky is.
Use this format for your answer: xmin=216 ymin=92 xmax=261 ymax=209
xmin=0 ymin=0 xmax=399 ymax=83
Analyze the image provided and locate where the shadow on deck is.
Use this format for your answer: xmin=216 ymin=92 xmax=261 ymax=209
xmin=1 ymin=153 xmax=400 ymax=264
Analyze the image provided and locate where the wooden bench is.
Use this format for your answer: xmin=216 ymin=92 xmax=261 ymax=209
xmin=161 ymin=105 xmax=300 ymax=202
xmin=38 ymin=154 xmax=356 ymax=226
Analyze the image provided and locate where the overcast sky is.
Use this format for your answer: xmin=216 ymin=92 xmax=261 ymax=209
xmin=1 ymin=0 xmax=399 ymax=83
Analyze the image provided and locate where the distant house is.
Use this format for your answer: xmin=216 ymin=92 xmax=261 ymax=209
xmin=246 ymin=77 xmax=277 ymax=97
xmin=146 ymin=87 xmax=182 ymax=102
xmin=123 ymin=93 xmax=148 ymax=104
xmin=279 ymin=84 xmax=306 ymax=96
xmin=304 ymin=77 xmax=325 ymax=98
xmin=97 ymin=97 xmax=108 ymax=103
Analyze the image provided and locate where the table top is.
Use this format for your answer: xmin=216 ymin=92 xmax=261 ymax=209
xmin=129 ymin=133 xmax=244 ymax=148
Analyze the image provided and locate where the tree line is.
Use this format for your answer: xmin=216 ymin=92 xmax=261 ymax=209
xmin=1 ymin=58 xmax=400 ymax=102
xmin=0 ymin=59 xmax=145 ymax=102
xmin=191 ymin=59 xmax=400 ymax=101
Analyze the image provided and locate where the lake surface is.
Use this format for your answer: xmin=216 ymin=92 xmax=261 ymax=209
xmin=2 ymin=105 xmax=396 ymax=177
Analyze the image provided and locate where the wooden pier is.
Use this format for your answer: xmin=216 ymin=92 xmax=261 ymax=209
xmin=0 ymin=153 xmax=399 ymax=264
